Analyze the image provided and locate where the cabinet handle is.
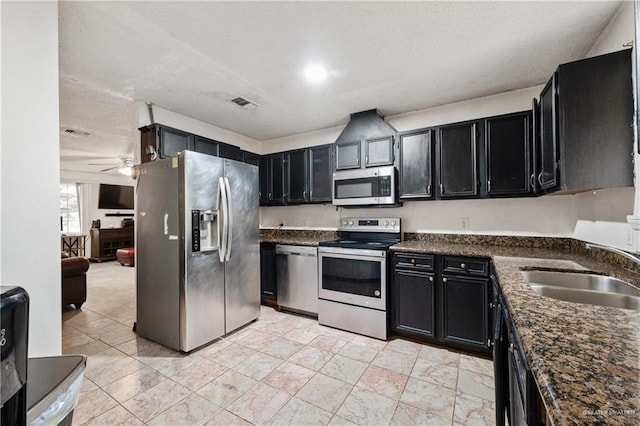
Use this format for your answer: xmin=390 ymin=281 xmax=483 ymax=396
xmin=269 ymin=192 xmax=272 ymax=200
xmin=487 ymin=180 xmax=491 ymax=193
xmin=310 ymin=190 xmax=314 ymax=199
xmin=460 ymin=263 xmax=466 ymax=269
xmin=429 ymin=276 xmax=433 ymax=282
xmin=443 ymin=277 xmax=448 ymax=283
xmin=538 ymin=172 xmax=544 ymax=186
xmin=509 ymin=343 xmax=515 ymax=352
xmin=303 ymin=190 xmax=307 ymax=200
xmin=440 ymin=183 xmax=444 ymax=194
xmin=411 ymin=258 xmax=416 ymax=264
xmin=427 ymin=184 xmax=431 ymax=195
xmin=530 ymin=174 xmax=536 ymax=189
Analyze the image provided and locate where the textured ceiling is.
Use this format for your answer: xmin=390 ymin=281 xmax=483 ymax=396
xmin=58 ymin=1 xmax=622 ymax=174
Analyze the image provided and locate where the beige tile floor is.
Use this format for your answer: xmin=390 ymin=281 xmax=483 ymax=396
xmin=63 ymin=262 xmax=496 ymax=425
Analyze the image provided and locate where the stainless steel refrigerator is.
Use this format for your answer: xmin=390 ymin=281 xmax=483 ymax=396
xmin=136 ymin=150 xmax=259 ymax=352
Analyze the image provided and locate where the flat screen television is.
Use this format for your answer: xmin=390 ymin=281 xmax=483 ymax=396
xmin=98 ymin=184 xmax=134 ymax=210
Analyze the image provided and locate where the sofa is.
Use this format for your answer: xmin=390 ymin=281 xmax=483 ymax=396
xmin=61 ymin=252 xmax=90 ymax=309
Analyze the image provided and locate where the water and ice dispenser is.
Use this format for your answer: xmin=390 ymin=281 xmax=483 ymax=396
xmin=191 ymin=209 xmax=218 ymax=253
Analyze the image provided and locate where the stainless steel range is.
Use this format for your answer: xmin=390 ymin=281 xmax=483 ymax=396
xmin=318 ymin=217 xmax=401 ymax=340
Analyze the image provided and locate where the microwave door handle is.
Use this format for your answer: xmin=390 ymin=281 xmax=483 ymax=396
xmin=224 ymin=177 xmax=233 ymax=261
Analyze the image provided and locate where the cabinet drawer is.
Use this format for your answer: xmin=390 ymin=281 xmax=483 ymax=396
xmin=442 ymin=256 xmax=488 ymax=276
xmin=395 ymin=253 xmax=435 ymax=271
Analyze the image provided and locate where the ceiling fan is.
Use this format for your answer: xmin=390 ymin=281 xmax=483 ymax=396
xmin=88 ymin=156 xmax=134 ymax=174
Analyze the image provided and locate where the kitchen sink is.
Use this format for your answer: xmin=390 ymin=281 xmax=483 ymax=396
xmin=521 ymin=270 xmax=640 ymax=311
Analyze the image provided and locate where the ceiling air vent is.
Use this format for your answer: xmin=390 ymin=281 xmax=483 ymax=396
xmin=230 ymin=96 xmax=258 ymax=110
xmin=62 ymin=128 xmax=91 ymax=137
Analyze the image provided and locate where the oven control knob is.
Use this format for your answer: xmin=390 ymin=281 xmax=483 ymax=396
xmin=391 ymin=221 xmax=397 ymax=227
xmin=342 ymin=220 xmax=348 ymax=226
xmin=348 ymin=220 xmax=354 ymax=226
xmin=384 ymin=220 xmax=389 ymax=226
xmin=374 ymin=290 xmax=381 ymax=297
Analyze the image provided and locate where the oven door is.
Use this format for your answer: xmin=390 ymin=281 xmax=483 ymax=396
xmin=318 ymin=247 xmax=386 ymax=311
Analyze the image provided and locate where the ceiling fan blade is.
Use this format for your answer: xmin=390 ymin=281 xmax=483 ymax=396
xmin=88 ymin=162 xmax=118 ymax=165
xmin=100 ymin=166 xmax=119 ymax=172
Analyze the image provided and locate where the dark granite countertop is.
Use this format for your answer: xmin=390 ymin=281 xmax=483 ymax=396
xmin=259 ymin=229 xmax=337 ymax=247
xmin=391 ymin=240 xmax=640 ymax=425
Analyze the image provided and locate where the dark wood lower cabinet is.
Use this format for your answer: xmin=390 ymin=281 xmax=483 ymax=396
xmin=260 ymin=243 xmax=277 ymax=301
xmin=391 ymin=252 xmax=491 ymax=354
xmin=392 ymin=269 xmax=435 ymax=338
xmin=441 ymin=274 xmax=490 ymax=350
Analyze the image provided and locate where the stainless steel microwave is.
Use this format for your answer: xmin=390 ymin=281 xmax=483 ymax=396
xmin=332 ymin=166 xmax=397 ymax=206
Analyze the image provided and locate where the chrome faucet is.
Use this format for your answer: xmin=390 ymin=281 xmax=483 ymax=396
xmin=585 ymin=243 xmax=640 ymax=266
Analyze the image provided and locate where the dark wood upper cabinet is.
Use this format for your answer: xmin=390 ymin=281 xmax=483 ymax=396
xmin=270 ymin=154 xmax=286 ymax=205
xmin=140 ymin=124 xmax=194 ymax=162
xmin=218 ymin=142 xmax=242 ymax=161
xmin=241 ymin=150 xmax=260 ymax=166
xmin=335 ymin=141 xmax=361 ymax=170
xmin=485 ymin=111 xmax=532 ymax=197
xmin=538 ymin=74 xmax=559 ymax=191
xmin=259 ymin=156 xmax=270 ymax=206
xmin=193 ymin=136 xmax=219 ymax=157
xmin=365 ymin=136 xmax=394 ymax=167
xmin=286 ymin=149 xmax=308 ymax=203
xmin=556 ymin=49 xmax=633 ymax=191
xmin=309 ymin=145 xmax=333 ymax=203
xmin=437 ymin=122 xmax=480 ymax=198
xmin=399 ymin=129 xmax=433 ymax=199
xmin=260 ymin=153 xmax=286 ymax=205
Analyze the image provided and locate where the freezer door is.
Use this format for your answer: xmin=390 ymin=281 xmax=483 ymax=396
xmin=224 ymin=159 xmax=260 ymax=333
xmin=181 ymin=151 xmax=226 ymax=351
xmin=136 ymin=158 xmax=181 ymax=350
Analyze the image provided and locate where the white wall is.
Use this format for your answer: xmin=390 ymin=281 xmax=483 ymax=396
xmin=1 ymin=1 xmax=61 ymax=356
xmin=135 ymin=102 xmax=262 ymax=156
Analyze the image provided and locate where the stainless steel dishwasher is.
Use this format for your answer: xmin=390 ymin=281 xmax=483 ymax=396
xmin=276 ymin=245 xmax=318 ymax=315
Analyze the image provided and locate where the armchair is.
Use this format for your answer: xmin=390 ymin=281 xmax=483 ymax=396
xmin=61 ymin=252 xmax=89 ymax=309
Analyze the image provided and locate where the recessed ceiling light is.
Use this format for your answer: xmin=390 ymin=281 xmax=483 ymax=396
xmin=304 ymin=64 xmax=328 ymax=84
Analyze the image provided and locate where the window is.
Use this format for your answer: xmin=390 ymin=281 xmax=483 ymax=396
xmin=60 ymin=183 xmax=81 ymax=233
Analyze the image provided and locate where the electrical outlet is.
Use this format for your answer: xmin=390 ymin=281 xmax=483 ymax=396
xmin=460 ymin=218 xmax=469 ymax=230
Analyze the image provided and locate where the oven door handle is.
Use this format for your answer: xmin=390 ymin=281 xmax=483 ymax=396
xmin=318 ymin=248 xmax=386 ymax=260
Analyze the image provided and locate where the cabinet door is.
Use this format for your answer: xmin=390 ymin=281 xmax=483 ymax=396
xmin=441 ymin=274 xmax=489 ymax=350
xmin=399 ymin=130 xmax=432 ymax=199
xmin=309 ymin=145 xmax=333 ymax=203
xmin=242 ymin=151 xmax=261 ymax=166
xmin=557 ymin=49 xmax=633 ymax=190
xmin=438 ymin=122 xmax=479 ymax=198
xmin=218 ymin=142 xmax=242 ymax=161
xmin=260 ymin=243 xmax=277 ymax=300
xmin=269 ymin=154 xmax=285 ymax=205
xmin=365 ymin=136 xmax=394 ymax=167
xmin=193 ymin=136 xmax=219 ymax=157
xmin=335 ymin=141 xmax=361 ymax=170
xmin=393 ymin=269 xmax=435 ymax=338
xmin=538 ymin=75 xmax=559 ymax=191
xmin=485 ymin=112 xmax=532 ymax=196
xmin=259 ymin=156 xmax=270 ymax=206
xmin=286 ymin=149 xmax=308 ymax=203
xmin=158 ymin=126 xmax=193 ymax=158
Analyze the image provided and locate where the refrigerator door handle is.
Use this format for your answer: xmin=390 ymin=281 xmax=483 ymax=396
xmin=224 ymin=177 xmax=233 ymax=261
xmin=218 ymin=176 xmax=228 ymax=262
